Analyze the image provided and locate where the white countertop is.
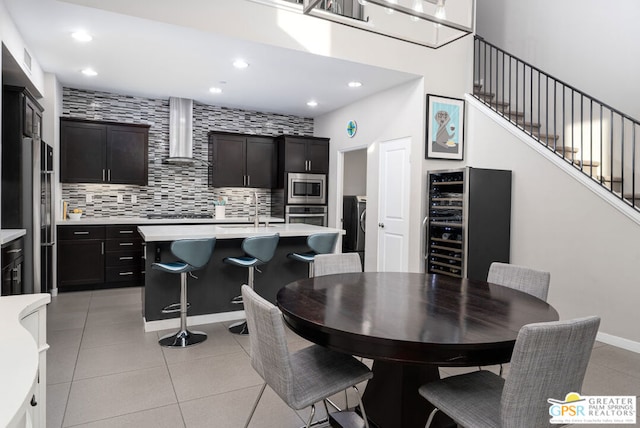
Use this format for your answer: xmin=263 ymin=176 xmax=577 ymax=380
xmin=138 ymin=223 xmax=344 ymax=242
xmin=0 ymin=293 xmax=51 ymax=428
xmin=1 ymin=229 xmax=26 ymax=245
xmin=56 ymin=216 xmax=284 ymax=226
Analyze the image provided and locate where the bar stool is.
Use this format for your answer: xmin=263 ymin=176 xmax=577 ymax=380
xmin=224 ymin=233 xmax=279 ymax=335
xmin=287 ymin=233 xmax=339 ymax=277
xmin=152 ymin=238 xmax=216 ymax=348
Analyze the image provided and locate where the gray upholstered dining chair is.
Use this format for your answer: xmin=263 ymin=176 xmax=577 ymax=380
xmin=314 ymin=253 xmax=362 ymax=277
xmin=241 ymin=285 xmax=373 ymax=428
xmin=487 ymin=262 xmax=551 ymax=301
xmin=419 ymin=316 xmax=600 ymax=428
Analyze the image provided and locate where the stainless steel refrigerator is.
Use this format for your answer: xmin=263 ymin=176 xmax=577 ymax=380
xmin=342 ymin=195 xmax=366 ymax=267
xmin=41 ymin=141 xmax=55 ymax=293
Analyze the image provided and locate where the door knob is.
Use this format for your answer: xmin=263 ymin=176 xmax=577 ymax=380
xmin=378 ymin=223 xmax=385 ymax=228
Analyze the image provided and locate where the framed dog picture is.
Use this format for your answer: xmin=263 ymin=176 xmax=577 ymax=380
xmin=426 ymin=94 xmax=465 ymax=160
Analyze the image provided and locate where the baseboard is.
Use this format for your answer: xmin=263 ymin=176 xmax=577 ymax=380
xmin=143 ymin=310 xmax=245 ymax=332
xmin=596 ymin=332 xmax=640 ymax=354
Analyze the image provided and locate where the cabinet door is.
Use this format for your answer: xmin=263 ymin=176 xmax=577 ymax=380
xmin=210 ymin=134 xmax=246 ymax=187
xmin=246 ymin=137 xmax=275 ymax=188
xmin=57 ymin=240 xmax=105 ymax=288
xmin=306 ymin=139 xmax=329 ymax=173
xmin=283 ymin=138 xmax=308 ymax=172
xmin=107 ymin=125 xmax=148 ymax=185
xmin=60 ymin=120 xmax=107 ymax=183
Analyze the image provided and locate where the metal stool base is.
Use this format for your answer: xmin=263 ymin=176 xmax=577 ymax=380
xmin=228 ymin=320 xmax=249 ymax=335
xmin=159 ymin=329 xmax=207 ymax=347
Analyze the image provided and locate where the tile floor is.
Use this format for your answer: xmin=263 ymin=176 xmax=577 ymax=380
xmin=46 ymin=287 xmax=640 ymax=427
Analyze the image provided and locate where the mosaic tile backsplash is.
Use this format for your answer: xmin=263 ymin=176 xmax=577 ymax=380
xmin=61 ymin=88 xmax=314 ymax=218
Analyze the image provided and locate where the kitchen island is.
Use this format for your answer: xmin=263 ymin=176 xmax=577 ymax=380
xmin=138 ymin=223 xmax=343 ymax=331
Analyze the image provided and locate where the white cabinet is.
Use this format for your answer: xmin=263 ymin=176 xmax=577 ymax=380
xmin=0 ymin=294 xmax=50 ymax=428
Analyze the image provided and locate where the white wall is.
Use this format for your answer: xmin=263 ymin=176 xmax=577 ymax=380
xmin=467 ymin=97 xmax=640 ymax=347
xmin=476 ymin=0 xmax=640 ymax=119
xmin=343 ymin=149 xmax=367 ymax=196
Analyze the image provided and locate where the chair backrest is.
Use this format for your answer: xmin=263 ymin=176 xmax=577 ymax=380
xmin=487 ymin=262 xmax=551 ymax=301
xmin=501 ymin=316 xmax=600 ymax=427
xmin=242 ymin=234 xmax=280 ymax=263
xmin=314 ymin=253 xmax=362 ymax=277
xmin=241 ymin=284 xmax=295 ymax=404
xmin=307 ymin=233 xmax=339 ymax=255
xmin=170 ymin=238 xmax=216 ymax=268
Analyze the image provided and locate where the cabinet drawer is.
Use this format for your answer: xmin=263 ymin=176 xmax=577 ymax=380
xmin=106 ymin=238 xmax=143 ymax=252
xmin=106 ymin=225 xmax=140 ymax=238
xmin=58 ymin=225 xmax=105 ymax=240
xmin=106 ymin=251 xmax=143 ymax=267
xmin=2 ymin=238 xmax=24 ymax=265
xmin=106 ymin=266 xmax=144 ymax=283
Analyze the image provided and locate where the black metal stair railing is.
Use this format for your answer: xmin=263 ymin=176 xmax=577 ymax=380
xmin=473 ymin=35 xmax=640 ymax=211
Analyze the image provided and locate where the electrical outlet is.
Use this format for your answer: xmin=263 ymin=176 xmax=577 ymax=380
xmin=131 ymin=195 xmax=137 ymax=204
xmin=86 ymin=194 xmax=93 ymax=203
xmin=117 ymin=194 xmax=124 ymax=203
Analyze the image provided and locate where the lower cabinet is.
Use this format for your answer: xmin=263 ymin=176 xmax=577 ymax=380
xmin=57 ymin=224 xmax=144 ymax=291
xmin=1 ymin=238 xmax=24 ymax=295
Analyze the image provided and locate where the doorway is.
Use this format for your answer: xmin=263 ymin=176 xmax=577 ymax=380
xmin=341 ymin=148 xmax=367 ymax=269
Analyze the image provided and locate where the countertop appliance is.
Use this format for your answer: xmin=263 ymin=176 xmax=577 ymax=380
xmin=41 ymin=141 xmax=55 ymax=293
xmin=342 ymin=195 xmax=366 ymax=266
xmin=287 ymin=172 xmax=326 ymax=205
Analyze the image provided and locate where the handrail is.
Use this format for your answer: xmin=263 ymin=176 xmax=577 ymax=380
xmin=473 ymin=35 xmax=640 ymax=212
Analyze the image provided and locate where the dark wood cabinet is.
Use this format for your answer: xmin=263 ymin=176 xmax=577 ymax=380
xmin=57 ymin=224 xmax=144 ymax=290
xmin=60 ymin=118 xmax=149 ymax=185
xmin=2 ymin=238 xmax=24 ymax=296
xmin=57 ymin=226 xmax=105 ymax=290
xmin=277 ymin=135 xmax=329 ymax=175
xmin=208 ymin=132 xmax=275 ymax=188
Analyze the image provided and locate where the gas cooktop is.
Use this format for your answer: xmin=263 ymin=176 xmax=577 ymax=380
xmin=146 ymin=213 xmax=213 ymax=219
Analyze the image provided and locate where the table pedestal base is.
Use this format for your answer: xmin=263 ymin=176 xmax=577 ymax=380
xmin=361 ymin=360 xmax=455 ymax=428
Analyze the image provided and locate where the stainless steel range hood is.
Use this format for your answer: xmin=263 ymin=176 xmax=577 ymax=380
xmin=165 ymin=97 xmax=196 ymax=165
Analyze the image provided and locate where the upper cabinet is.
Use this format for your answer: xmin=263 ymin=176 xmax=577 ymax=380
xmin=208 ymin=132 xmax=276 ymax=188
xmin=60 ymin=118 xmax=149 ymax=185
xmin=276 ymin=135 xmax=329 ymax=174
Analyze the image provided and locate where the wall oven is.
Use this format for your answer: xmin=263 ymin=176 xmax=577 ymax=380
xmin=285 ymin=205 xmax=328 ymax=227
xmin=287 ymin=173 xmax=326 ymax=205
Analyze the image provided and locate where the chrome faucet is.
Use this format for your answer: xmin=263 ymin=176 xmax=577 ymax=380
xmin=253 ymin=191 xmax=260 ymax=227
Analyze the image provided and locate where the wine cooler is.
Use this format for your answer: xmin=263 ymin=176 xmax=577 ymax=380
xmin=425 ymin=167 xmax=512 ymax=281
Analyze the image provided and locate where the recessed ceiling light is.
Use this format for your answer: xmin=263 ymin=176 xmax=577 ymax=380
xmin=348 ymin=81 xmax=363 ymax=88
xmin=209 ymin=87 xmax=223 ymax=94
xmin=307 ymin=100 xmax=318 ymax=107
xmin=233 ymin=59 xmax=249 ymax=69
xmin=81 ymin=68 xmax=98 ymax=76
xmin=71 ymin=31 xmax=92 ymax=42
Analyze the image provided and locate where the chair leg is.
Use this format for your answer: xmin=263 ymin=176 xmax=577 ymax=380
xmin=425 ymin=408 xmax=439 ymax=428
xmin=244 ymin=383 xmax=267 ymax=428
xmin=305 ymin=403 xmax=316 ymax=428
xmin=159 ymin=272 xmax=207 ymax=347
xmin=230 ymin=267 xmax=255 ymax=335
xmin=308 ymin=261 xmax=314 ymax=278
xmin=352 ymin=385 xmax=370 ymax=428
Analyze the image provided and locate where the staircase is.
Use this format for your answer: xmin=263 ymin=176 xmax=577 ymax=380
xmin=473 ymin=36 xmax=640 ymax=210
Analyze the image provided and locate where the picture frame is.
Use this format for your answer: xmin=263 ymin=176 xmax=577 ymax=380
xmin=426 ymin=94 xmax=465 ymax=160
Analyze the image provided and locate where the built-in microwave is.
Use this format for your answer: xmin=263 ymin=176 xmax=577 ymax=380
xmin=287 ymin=173 xmax=326 ymax=205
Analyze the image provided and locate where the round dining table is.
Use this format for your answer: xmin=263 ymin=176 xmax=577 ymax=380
xmin=276 ymin=272 xmax=559 ymax=428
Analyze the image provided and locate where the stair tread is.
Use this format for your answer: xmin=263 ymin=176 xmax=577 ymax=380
xmin=553 ymin=146 xmax=579 ymax=153
xmin=574 ymin=160 xmax=601 ymax=167
xmin=599 ymin=175 xmax=623 ymax=183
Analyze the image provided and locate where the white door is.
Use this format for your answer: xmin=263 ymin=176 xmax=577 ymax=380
xmin=377 ymin=137 xmax=411 ymax=272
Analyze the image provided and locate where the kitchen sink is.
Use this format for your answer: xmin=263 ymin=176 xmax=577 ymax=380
xmin=218 ymin=224 xmax=279 ymax=229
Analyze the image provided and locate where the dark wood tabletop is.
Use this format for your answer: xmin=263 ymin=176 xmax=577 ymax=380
xmin=277 ymin=272 xmax=560 ymax=428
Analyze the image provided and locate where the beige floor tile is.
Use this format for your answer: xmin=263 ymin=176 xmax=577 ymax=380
xmin=48 ymin=310 xmax=88 ymax=332
xmin=88 ymin=292 xmax=142 ymax=310
xmin=581 ymin=362 xmax=640 ymax=396
xmin=63 ymin=366 xmax=177 ymax=426
xmin=48 ymin=292 xmax=92 ymax=314
xmin=47 ymin=382 xmax=71 ymax=428
xmin=84 ymin=302 xmax=143 ymax=328
xmin=168 ymin=351 xmax=263 ymax=402
xmin=589 ymin=345 xmax=640 ymax=380
xmin=74 ymin=340 xmax=166 ymax=380
xmin=180 ymin=384 xmax=304 ymax=428
xmin=68 ymin=404 xmax=185 ymax=428
xmin=80 ymin=320 xmax=155 ymax=349
xmin=48 ymin=328 xmax=83 ymax=384
xmin=160 ymin=323 xmax=245 ymax=364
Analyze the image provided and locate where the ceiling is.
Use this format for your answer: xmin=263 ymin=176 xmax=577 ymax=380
xmin=3 ymin=0 xmax=419 ymax=117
